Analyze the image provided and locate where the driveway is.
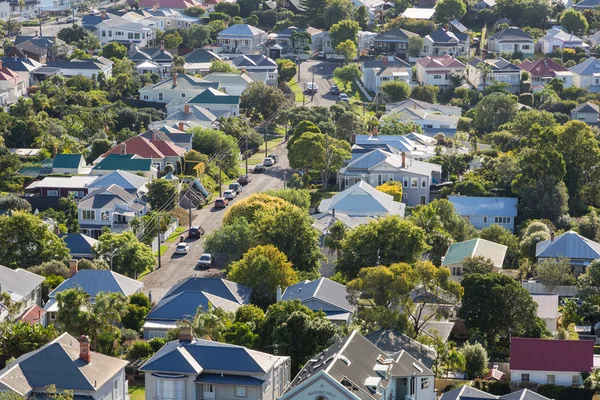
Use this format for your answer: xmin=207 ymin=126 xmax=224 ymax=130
xmin=295 ymin=59 xmax=343 ymax=107
xmin=141 ymin=145 xmax=291 ymax=302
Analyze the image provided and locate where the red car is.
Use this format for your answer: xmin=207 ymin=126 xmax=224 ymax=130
xmin=215 ymin=197 xmax=229 ymax=208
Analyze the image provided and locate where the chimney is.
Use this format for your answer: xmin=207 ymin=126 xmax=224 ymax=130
xmin=550 ymin=231 xmax=555 ymax=242
xmin=276 ymin=286 xmax=282 ymax=302
xmin=382 ymin=57 xmax=387 ymax=66
xmin=350 ymin=133 xmax=356 ymax=145
xmin=152 ymin=132 xmax=158 ymax=141
xmin=332 ymin=208 xmax=335 ymax=218
xmin=52 ymin=145 xmax=58 ymax=158
xmin=372 ymin=125 xmax=378 ymax=137
xmin=100 ymin=9 xmax=106 ymax=18
xmin=0 ymin=60 xmax=3 ymax=70
xmin=173 ymin=72 xmax=178 ymax=86
xmin=119 ymin=142 xmax=127 ymax=155
xmin=178 ymin=122 xmax=185 ymax=131
xmin=69 ymin=259 xmax=78 ymax=277
xmin=160 ymin=40 xmax=165 ymax=51
xmin=179 ymin=325 xmax=193 ymax=342
xmin=401 ymin=151 xmax=406 ymax=168
xmin=241 ymin=66 xmax=246 ymax=73
xmin=184 ymin=104 xmax=190 ymax=114
xmin=79 ymin=335 xmax=91 ymax=363
xmin=153 ymin=1 xmax=159 ymax=11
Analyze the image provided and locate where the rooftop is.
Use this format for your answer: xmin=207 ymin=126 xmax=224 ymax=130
xmin=280 ymin=278 xmax=354 ymax=314
xmin=448 ymin=195 xmax=518 ymax=217
xmin=510 ymin=337 xmax=593 ymax=372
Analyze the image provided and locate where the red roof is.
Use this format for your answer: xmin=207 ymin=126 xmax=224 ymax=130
xmin=518 ymin=58 xmax=569 ymax=77
xmin=139 ymin=0 xmax=200 ymax=8
xmin=18 ymin=304 xmax=46 ymax=325
xmin=151 ymin=139 xmax=186 ymax=157
xmin=0 ymin=66 xmax=22 ymax=82
xmin=510 ymin=338 xmax=593 ymax=372
xmin=416 ymin=55 xmax=465 ymax=69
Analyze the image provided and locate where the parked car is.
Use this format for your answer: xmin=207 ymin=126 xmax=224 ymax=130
xmin=197 ymin=253 xmax=213 ymax=268
xmin=263 ymin=157 xmax=275 ymax=167
xmin=268 ymin=154 xmax=279 ymax=163
xmin=330 ymin=85 xmax=340 ymax=95
xmin=215 ymin=197 xmax=229 ymax=208
xmin=223 ymin=189 xmax=236 ymax=200
xmin=67 ymin=16 xmax=78 ymax=22
xmin=306 ymin=82 xmax=318 ymax=94
xmin=238 ymin=175 xmax=251 ymax=185
xmin=229 ymin=182 xmax=242 ymax=193
xmin=318 ymin=51 xmax=325 ymax=58
xmin=175 ymin=242 xmax=190 ymax=254
xmin=254 ymin=163 xmax=266 ymax=173
xmin=339 ymin=93 xmax=350 ymax=102
xmin=189 ymin=225 xmax=205 ymax=238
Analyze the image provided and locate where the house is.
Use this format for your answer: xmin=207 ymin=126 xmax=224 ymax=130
xmin=202 ymin=72 xmax=253 ymax=95
xmin=467 ymin=57 xmax=523 ymax=93
xmin=415 ymin=55 xmax=466 ymax=87
xmin=0 ymin=264 xmax=44 ymax=322
xmin=217 ymin=24 xmax=267 ymax=55
xmin=571 ymin=101 xmax=599 ymax=124
xmin=373 ymin=29 xmax=419 ymax=58
xmin=519 ymin=58 xmax=573 ymax=89
xmin=46 ymin=57 xmax=113 ymax=78
xmin=383 ymin=107 xmax=461 ymax=131
xmin=280 ymin=330 xmax=436 ymax=400
xmin=232 ymin=54 xmax=278 ymax=85
xmin=474 ymin=0 xmax=496 ymax=9
xmin=422 ymin=28 xmax=469 ymax=57
xmin=25 ymin=176 xmax=97 ymax=199
xmin=139 ymin=73 xmax=218 ymax=104
xmin=510 ymin=337 xmax=593 ymax=386
xmin=91 ymin=154 xmax=157 ymax=178
xmin=77 ymin=183 xmax=148 ymax=238
xmin=266 ymin=26 xmax=313 ymax=58
xmin=532 ymin=294 xmax=559 ymax=334
xmin=487 ymin=27 xmax=534 ymax=57
xmin=351 ymin=0 xmax=384 ymax=22
xmin=279 ymin=278 xmax=355 ymax=324
xmin=319 ymin=180 xmax=405 ymax=217
xmin=60 ymin=233 xmax=99 ymax=259
xmin=0 ymin=60 xmax=27 ymax=103
xmin=569 ymin=58 xmax=600 ymax=91
xmin=140 ymin=327 xmax=291 ymax=400
xmin=0 ymin=333 xmax=128 ymax=399
xmin=575 ymin=0 xmax=600 ymax=9
xmin=441 ymin=386 xmax=550 ymax=400
xmin=311 ymin=30 xmax=334 ymax=54
xmin=362 ymin=56 xmax=412 ymax=93
xmin=138 ymin=0 xmax=202 ymax=10
xmin=401 ymin=7 xmax=435 ymax=19
xmin=442 ymin=238 xmax=508 ymax=280
xmin=87 ymin=170 xmax=149 ymax=197
xmin=386 ymin=98 xmax=462 ymax=116
xmin=448 ymin=195 xmax=518 ymax=231
xmin=51 ymin=154 xmax=88 ymax=175
xmin=129 ymin=44 xmax=173 ymax=78
xmin=588 ymin=31 xmax=600 ymax=47
xmin=365 ymin=329 xmax=437 ymax=368
xmin=535 ymin=230 xmax=600 ymax=274
xmin=95 ymin=13 xmax=154 ymax=47
xmin=0 ymin=0 xmax=8 ymax=20
xmin=0 ymin=57 xmax=43 ymax=88
xmin=183 ymin=48 xmax=224 ymax=75
xmin=100 ymin=135 xmax=186 ymax=172
xmin=539 ymin=28 xmax=588 ymax=54
xmin=44 ymin=262 xmax=144 ymax=324
xmin=170 ymin=87 xmax=241 ymax=117
xmin=143 ymin=277 xmax=252 ymax=339
xmin=7 ymin=36 xmax=68 ymax=63
xmin=150 ymin=104 xmax=218 ymax=132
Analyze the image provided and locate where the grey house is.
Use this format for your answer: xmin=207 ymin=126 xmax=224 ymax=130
xmin=365 ymin=329 xmax=438 ymax=368
xmin=373 ymin=29 xmax=419 ymax=58
xmin=571 ymin=101 xmax=599 ymax=124
xmin=0 ymin=264 xmax=45 ymax=322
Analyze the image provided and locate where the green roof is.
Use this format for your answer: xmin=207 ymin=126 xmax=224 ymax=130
xmin=188 ymin=88 xmax=240 ymax=105
xmin=441 ymin=239 xmax=479 ymax=266
xmin=52 ymin=154 xmax=84 ymax=169
xmin=93 ymin=154 xmax=152 ymax=172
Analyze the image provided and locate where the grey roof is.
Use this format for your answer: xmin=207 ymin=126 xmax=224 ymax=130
xmin=489 ymin=27 xmax=533 ymax=42
xmin=78 ymin=184 xmax=137 ymax=209
xmin=363 ymin=56 xmax=411 ymax=69
xmin=60 ymin=233 xmax=99 ymax=257
xmin=165 ymin=277 xmax=252 ymax=305
xmin=449 ymin=19 xmax=468 ymax=33
xmin=140 ymin=338 xmax=286 ymax=374
xmin=48 ymin=270 xmax=143 ymax=299
xmin=441 ymin=386 xmax=551 ymax=400
xmin=468 ymin=57 xmax=522 ymax=72
xmin=88 ymin=170 xmax=148 ymax=191
xmin=184 ymin=49 xmax=222 ymax=63
xmin=448 ymin=195 xmax=518 ymax=217
xmin=500 ymin=390 xmax=550 ymax=400
xmin=0 ymin=57 xmax=43 ymax=72
xmin=203 ymin=72 xmax=253 ymax=85
xmin=572 ymin=101 xmax=600 ymax=114
xmin=233 ymin=54 xmax=277 ymax=68
xmin=345 ymin=149 xmax=441 ymax=176
xmin=541 ymin=28 xmax=584 ymax=44
xmin=129 ymin=46 xmax=173 ymax=63
xmin=218 ymin=24 xmax=266 ymax=37
xmin=47 ymin=58 xmax=112 ymax=71
xmin=568 ymin=57 xmax=600 ymax=75
xmin=536 ymin=230 xmax=600 ymax=260
xmin=311 ymin=212 xmax=366 ymax=233
xmin=281 ymin=278 xmax=354 ymax=313
xmin=162 ymin=105 xmax=217 ymax=125
xmin=374 ymin=28 xmax=418 ymax=42
xmin=386 ymin=98 xmax=461 ymax=115
xmin=0 ymin=265 xmax=44 ymax=302
xmin=365 ymin=329 xmax=437 ymax=368
xmin=143 ymin=74 xmax=219 ymax=91
xmin=318 ymin=180 xmax=404 ymax=216
xmin=0 ymin=333 xmax=128 ymax=396
xmin=574 ymin=0 xmax=600 ymax=8
xmin=427 ymin=28 xmax=460 ymax=44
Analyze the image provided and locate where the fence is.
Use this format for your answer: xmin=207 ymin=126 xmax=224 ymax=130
xmin=521 ymin=281 xmax=578 ymax=297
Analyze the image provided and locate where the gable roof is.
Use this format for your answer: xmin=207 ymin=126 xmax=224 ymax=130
xmin=143 ymin=73 xmax=219 ymax=91
xmin=448 ymin=196 xmax=518 ymax=217
xmin=518 ymin=58 xmax=570 ymax=77
xmin=232 ymin=54 xmax=277 ymax=68
xmin=401 ymin=7 xmax=435 ymax=19
xmin=280 ymin=278 xmax=354 ymax=313
xmin=164 ymin=277 xmax=251 ymax=304
xmin=541 ymin=28 xmax=584 ymax=44
xmin=468 ymin=57 xmax=522 ymax=72
xmin=363 ymin=55 xmax=411 ymax=69
xmin=441 ymin=386 xmax=550 ymax=400
xmin=48 ymin=269 xmax=143 ymax=299
xmin=162 ymin=105 xmax=218 ymax=125
xmin=52 ymin=154 xmax=84 ymax=169
xmin=88 ymin=170 xmax=149 ymax=191
xmin=218 ymin=24 xmax=266 ymax=37
xmin=426 ymin=28 xmax=461 ymax=44
xmin=510 ymin=337 xmax=593 ymax=372
xmin=184 ymin=48 xmax=222 ymax=63
xmin=535 ymin=230 xmax=600 ymax=260
xmin=345 ymin=149 xmax=441 ymax=176
xmin=60 ymin=233 xmax=99 ymax=256
xmin=417 ymin=55 xmax=466 ymax=69
xmin=78 ymin=183 xmax=137 ymax=209
xmin=0 ymin=265 xmax=44 ymax=302
xmin=572 ymin=101 xmax=599 ymax=114
xmin=187 ymin=87 xmax=240 ymax=105
xmin=318 ymin=180 xmax=404 ymax=216
xmin=386 ymin=98 xmax=461 ymax=115
xmin=25 ymin=176 xmax=97 ymax=190
xmin=203 ymin=72 xmax=254 ymax=85
xmin=489 ymin=27 xmax=533 ymax=42
xmin=103 ymin=136 xmax=184 ymax=159
xmin=365 ymin=329 xmax=437 ymax=368
xmin=441 ymin=238 xmax=507 ymax=268
xmin=374 ymin=28 xmax=418 ymax=42
xmin=92 ymin=154 xmax=153 ymax=173
xmin=0 ymin=57 xmax=43 ymax=73
xmin=568 ymin=57 xmax=600 ymax=75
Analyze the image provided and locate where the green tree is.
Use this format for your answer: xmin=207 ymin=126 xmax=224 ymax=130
xmin=204 ymin=217 xmax=253 ymax=262
xmin=101 ymin=42 xmax=127 ymax=59
xmin=300 ymin=0 xmax=327 ymax=27
xmin=184 ymin=6 xmax=206 ymax=16
xmin=0 ymin=195 xmax=31 ymax=212
xmin=0 ymin=321 xmax=57 ymax=361
xmin=462 ymin=256 xmax=495 ymax=275
xmin=93 ymin=231 xmax=155 ymax=277
xmin=472 ymin=93 xmax=518 ymax=133
xmin=336 ymin=40 xmax=357 ymax=62
xmin=163 ymin=32 xmax=183 ymax=54
xmin=215 ymin=1 xmax=240 ymax=16
xmin=329 ymin=19 xmax=360 ymax=47
xmin=479 ymin=225 xmax=519 ymax=268
xmin=560 ymin=9 xmax=588 ymax=34
xmin=535 ymin=257 xmax=576 ymax=291
xmin=333 ymin=63 xmax=361 ymax=90
xmin=192 ymin=307 xmax=232 ymax=341
xmin=263 ymin=189 xmax=311 ymax=210
xmin=411 ymin=85 xmax=439 ymax=103
xmin=191 ymin=127 xmax=240 ymax=177
xmin=209 ymin=59 xmax=238 ymax=73
xmin=408 ymin=35 xmax=424 ymax=57
xmin=375 ymin=180 xmax=403 ymax=201
xmin=223 ymin=322 xmax=259 ymax=347
xmin=461 ymin=342 xmax=489 ymax=379
xmin=146 ymin=179 xmax=178 ymax=211
xmin=240 ymin=82 xmax=288 ymax=121
xmin=87 ymin=139 xmax=112 ymax=164
xmin=476 ymin=62 xmax=493 ymax=92
xmin=434 ymin=0 xmax=466 ymax=23
xmin=323 ymin=0 xmax=354 ymax=28
xmin=228 ymin=245 xmax=299 ymax=308
xmin=355 ymin=5 xmax=369 ymax=30
xmin=380 ymin=80 xmax=411 ymax=102
xmin=518 ymin=177 xmax=569 ymax=224
xmin=276 ymin=58 xmax=297 ymax=84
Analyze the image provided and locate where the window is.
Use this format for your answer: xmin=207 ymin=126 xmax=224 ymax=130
xmin=158 ymin=379 xmax=184 ymax=400
xmin=483 ymin=216 xmax=488 ymax=223
xmin=411 ymin=178 xmax=418 ymax=188
xmin=143 ymin=95 xmax=149 ymax=100
xmin=403 ymin=178 xmax=408 ymax=188
xmin=181 ymin=93 xmax=186 ymax=97
xmin=101 ymin=211 xmax=110 ymax=221
xmin=204 ymin=384 xmax=214 ymax=393
xmin=433 ymin=74 xmax=442 ymax=79
xmin=47 ymin=190 xmax=59 ymax=197
xmin=522 ymin=45 xmax=530 ymax=50
xmin=573 ymin=375 xmax=580 ymax=386
xmin=116 ymin=31 xmax=123 ymax=36
xmin=421 ymin=179 xmax=427 ymax=188
xmin=420 ymin=196 xmax=426 ymax=205
xmin=82 ymin=210 xmax=95 ymax=220
xmin=494 ymin=217 xmax=511 ymax=224
xmin=113 ymin=378 xmax=119 ymax=400
xmin=521 ymin=374 xmax=530 ymax=383
xmin=101 ymin=30 xmax=106 ymax=37
xmin=159 ymin=93 xmax=164 ymax=101
xmin=235 ymin=387 xmax=247 ymax=397
xmin=421 ymin=377 xmax=430 ymax=389
xmin=108 ymin=31 xmax=112 ymax=37
xmin=134 ymin=33 xmax=140 ymax=39
xmin=547 ymin=375 xmax=555 ymax=385
xmin=128 ymin=32 xmax=134 ymax=39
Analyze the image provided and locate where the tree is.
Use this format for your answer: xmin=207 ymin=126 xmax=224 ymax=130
xmin=333 ymin=63 xmax=361 ymax=90
xmin=0 ymin=212 xmax=69 ymax=268
xmin=300 ymin=0 xmax=327 ymax=27
xmin=336 ymin=40 xmax=357 ymax=62
xmin=224 ymin=194 xmax=288 ymax=225
xmin=263 ymin=189 xmax=311 ymax=210
xmin=228 ymin=245 xmax=298 ymax=308
xmin=223 ymin=322 xmax=259 ymax=348
xmin=324 ymin=0 xmax=354 ymax=28
xmin=276 ymin=58 xmax=297 ymax=84
xmin=93 ymin=231 xmax=155 ymax=277
xmin=411 ymin=85 xmax=439 ymax=103
xmin=375 ymin=180 xmax=403 ymax=201
xmin=191 ymin=307 xmax=232 ymax=341
xmin=476 ymin=62 xmax=493 ymax=92
xmin=0 ymin=321 xmax=57 ymax=361
xmin=0 ymin=195 xmax=31 ymax=212
xmin=462 ymin=256 xmax=495 ymax=275
xmin=184 ymin=6 xmax=206 ymax=16
xmin=215 ymin=1 xmax=240 ymax=15
xmin=518 ymin=177 xmax=569 ymax=224
xmin=240 ymin=82 xmax=288 ymax=121
xmin=535 ymin=257 xmax=576 ymax=291
xmin=336 ymin=216 xmax=429 ymax=279
xmin=191 ymin=127 xmax=240 ymax=177
xmin=355 ymin=5 xmax=369 ymax=30
xmin=434 ymin=0 xmax=466 ymax=23
xmin=560 ymin=9 xmax=588 ymax=34
xmin=380 ymin=81 xmax=411 ymax=103
xmin=101 ymin=42 xmax=127 ymax=59
xmin=329 ymin=19 xmax=360 ymax=47
xmin=479 ymin=225 xmax=519 ymax=268
xmin=408 ymin=35 xmax=424 ymax=57
xmin=472 ymin=93 xmax=518 ymax=133
xmin=86 ymin=139 xmax=112 ymax=164
xmin=163 ymin=32 xmax=183 ymax=54
xmin=461 ymin=343 xmax=489 ymax=379
xmin=209 ymin=59 xmax=237 ymax=73
xmin=146 ymin=179 xmax=178 ymax=211
xmin=204 ymin=217 xmax=253 ymax=262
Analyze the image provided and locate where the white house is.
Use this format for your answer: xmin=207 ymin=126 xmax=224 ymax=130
xmin=539 ymin=28 xmax=589 ymax=54
xmin=95 ymin=13 xmax=154 ymax=47
xmin=519 ymin=58 xmax=573 ymax=89
xmin=0 ymin=0 xmax=9 ymax=20
xmin=382 ymin=108 xmax=460 ymax=130
xmin=531 ymin=294 xmax=559 ymax=335
xmin=441 ymin=238 xmax=507 ymax=281
xmin=362 ymin=56 xmax=412 ymax=93
xmin=139 ymin=73 xmax=219 ymax=104
xmin=386 ymin=98 xmax=462 ymax=116
xmin=46 ymin=57 xmax=113 ymax=78
xmin=571 ymin=101 xmax=599 ymax=124
xmin=448 ymin=196 xmax=518 ymax=232
xmin=415 ymin=55 xmax=466 ymax=86
xmin=0 ymin=60 xmax=27 ymax=103
xmin=168 ymin=87 xmax=240 ymax=117
xmin=421 ymin=28 xmax=469 ymax=57
xmin=401 ymin=7 xmax=435 ymax=19
xmin=232 ymin=54 xmax=278 ymax=85
xmin=202 ymin=72 xmax=253 ymax=95
xmin=350 ymin=0 xmax=384 ymax=22
xmin=217 ymin=24 xmax=267 ymax=55
xmin=0 ymin=265 xmax=44 ymax=323
xmin=487 ymin=27 xmax=534 ymax=57
xmin=569 ymin=57 xmax=600 ymax=91
xmin=467 ymin=57 xmax=522 ymax=92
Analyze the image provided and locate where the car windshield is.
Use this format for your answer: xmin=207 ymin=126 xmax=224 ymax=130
xmin=177 ymin=244 xmax=186 ymax=248
xmin=200 ymin=255 xmax=210 ymax=260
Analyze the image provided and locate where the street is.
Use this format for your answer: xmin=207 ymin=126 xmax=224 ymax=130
xmin=297 ymin=59 xmax=343 ymax=107
xmin=141 ymin=145 xmax=291 ymax=302
xmin=20 ymin=19 xmax=75 ymax=37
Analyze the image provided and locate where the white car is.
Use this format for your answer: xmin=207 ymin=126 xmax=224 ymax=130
xmin=175 ymin=242 xmax=190 ymax=254
xmin=306 ymin=82 xmax=318 ymax=93
xmin=197 ymin=253 xmax=213 ymax=268
xmin=223 ymin=189 xmax=236 ymax=200
xmin=263 ymin=157 xmax=274 ymax=167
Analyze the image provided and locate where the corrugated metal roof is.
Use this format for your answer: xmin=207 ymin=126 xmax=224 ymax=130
xmin=319 ymin=181 xmax=403 ymax=216
xmin=48 ymin=270 xmax=143 ymax=300
xmin=536 ymin=230 xmax=600 ymax=260
xmin=281 ymin=278 xmax=354 ymax=313
xmin=448 ymin=195 xmax=518 ymax=217
xmin=196 ymin=373 xmax=264 ymax=386
xmin=0 ymin=265 xmax=44 ymax=302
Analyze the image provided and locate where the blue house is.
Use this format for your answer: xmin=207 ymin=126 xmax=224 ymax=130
xmin=536 ymin=230 xmax=600 ymax=274
xmin=448 ymin=196 xmax=518 ymax=232
xmin=60 ymin=233 xmax=99 ymax=259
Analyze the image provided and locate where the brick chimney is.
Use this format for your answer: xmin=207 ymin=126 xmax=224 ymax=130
xmin=372 ymin=125 xmax=378 ymax=137
xmin=184 ymin=104 xmax=190 ymax=114
xmin=69 ymin=259 xmax=78 ymax=277
xmin=550 ymin=231 xmax=555 ymax=242
xmin=401 ymin=151 xmax=406 ymax=168
xmin=178 ymin=122 xmax=185 ymax=131
xmin=152 ymin=132 xmax=158 ymax=141
xmin=119 ymin=143 xmax=127 ymax=155
xmin=173 ymin=72 xmax=178 ymax=86
xmin=241 ymin=66 xmax=246 ymax=73
xmin=79 ymin=335 xmax=91 ymax=363
xmin=100 ymin=9 xmax=106 ymax=18
xmin=153 ymin=1 xmax=159 ymax=11
xmin=52 ymin=145 xmax=58 ymax=158
xmin=160 ymin=40 xmax=165 ymax=51
xmin=179 ymin=325 xmax=193 ymax=342
xmin=350 ymin=133 xmax=356 ymax=145
xmin=382 ymin=57 xmax=387 ymax=66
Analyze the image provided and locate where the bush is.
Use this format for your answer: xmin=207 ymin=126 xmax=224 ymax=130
xmin=537 ymin=385 xmax=594 ymax=400
xmin=121 ymin=328 xmax=139 ymax=342
xmin=519 ymin=93 xmax=534 ymax=106
xmin=126 ymin=340 xmax=153 ymax=360
xmin=148 ymin=337 xmax=167 ymax=352
xmin=472 ymin=380 xmax=511 ymax=395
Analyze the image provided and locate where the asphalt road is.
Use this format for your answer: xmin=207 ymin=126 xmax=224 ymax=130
xmin=296 ymin=59 xmax=343 ymax=107
xmin=21 ymin=19 xmax=76 ymax=37
xmin=141 ymin=145 xmax=291 ymax=302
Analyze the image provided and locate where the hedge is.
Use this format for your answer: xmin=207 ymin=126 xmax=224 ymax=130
xmin=537 ymin=384 xmax=594 ymax=400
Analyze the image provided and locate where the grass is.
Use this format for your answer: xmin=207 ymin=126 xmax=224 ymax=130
xmin=332 ymin=77 xmax=370 ymax=103
xmin=128 ymin=385 xmax=145 ymax=400
xmin=287 ymin=79 xmax=305 ymax=102
xmin=241 ymin=136 xmax=285 ymax=167
xmin=165 ymin=226 xmax=186 ymax=243
xmin=153 ymin=245 xmax=168 ymax=257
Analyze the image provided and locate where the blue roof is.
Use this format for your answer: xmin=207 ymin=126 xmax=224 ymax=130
xmin=218 ymin=24 xmax=265 ymax=37
xmin=49 ymin=270 xmax=143 ymax=299
xmin=165 ymin=277 xmax=251 ymax=304
xmin=60 ymin=233 xmax=98 ymax=257
xmin=196 ymin=374 xmax=264 ymax=386
xmin=146 ymin=291 xmax=217 ymax=321
xmin=536 ymin=230 xmax=600 ymax=260
xmin=569 ymin=57 xmax=600 ymax=75
xmin=281 ymin=278 xmax=354 ymax=313
xmin=448 ymin=196 xmax=518 ymax=217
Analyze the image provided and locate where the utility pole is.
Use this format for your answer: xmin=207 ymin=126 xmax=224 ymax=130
xmin=311 ymin=68 xmax=316 ymax=102
xmin=38 ymin=7 xmax=42 ymax=36
xmin=187 ymin=189 xmax=192 ymax=231
xmin=297 ymin=60 xmax=301 ymax=83
xmin=245 ymin=134 xmax=249 ymax=175
xmin=264 ymin=125 xmax=268 ymax=158
xmin=219 ymin=162 xmax=223 ymax=197
xmin=157 ymin=213 xmax=162 ymax=269
xmin=110 ymin=243 xmax=114 ymax=271
xmin=283 ymin=172 xmax=287 ymax=189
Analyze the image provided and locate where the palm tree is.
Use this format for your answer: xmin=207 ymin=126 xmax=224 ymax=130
xmin=476 ymin=61 xmax=493 ymax=92
xmin=172 ymin=55 xmax=185 ymax=74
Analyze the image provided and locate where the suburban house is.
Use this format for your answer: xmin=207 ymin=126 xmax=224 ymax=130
xmin=25 ymin=176 xmax=97 ymax=199
xmin=138 ymin=0 xmax=202 ymax=10
xmin=140 ymin=328 xmax=291 ymax=400
xmin=510 ymin=337 xmax=593 ymax=386
xmin=401 ymin=7 xmax=435 ymax=19
xmin=279 ymin=278 xmax=355 ymax=324
xmin=232 ymin=55 xmax=278 ymax=85
xmin=140 ymin=126 xmax=195 ymax=151
xmin=365 ymin=329 xmax=437 ymax=369
xmin=0 ymin=333 xmax=128 ymax=399
xmin=373 ymin=29 xmax=419 ymax=58
xmin=474 ymin=0 xmax=496 ymax=9
xmin=539 ymin=28 xmax=588 ymax=54
xmin=441 ymin=238 xmax=508 ymax=281
xmin=217 ymin=24 xmax=268 ymax=55
xmin=0 ymin=57 xmax=43 ymax=88
xmin=44 ymin=262 xmax=143 ymax=325
xmin=0 ymin=0 xmax=8 ymax=19
xmin=143 ymin=277 xmax=252 ymax=339
xmin=7 ymin=36 xmax=65 ymax=63
xmin=569 ymin=57 xmax=600 ymax=91
xmin=170 ymin=87 xmax=240 ymax=117
xmin=151 ymin=104 xmax=218 ymax=131
xmin=421 ymin=28 xmax=469 ymax=57
xmin=77 ymin=184 xmax=148 ymax=238
xmin=383 ymin=107 xmax=460 ymax=130
xmin=362 ymin=56 xmax=412 ymax=93
xmin=129 ymin=44 xmax=173 ymax=78
xmin=415 ymin=55 xmax=466 ymax=87
xmin=0 ymin=60 xmax=27 ymax=103
xmin=318 ymin=180 xmax=404 ymax=217
xmin=338 ymin=149 xmax=442 ymax=206
xmin=350 ymin=0 xmax=384 ymax=21
xmin=202 ymin=72 xmax=253 ymax=95
xmin=51 ymin=154 xmax=88 ymax=175
xmin=535 ymin=230 xmax=600 ymax=274
xmin=46 ymin=57 xmax=113 ymax=78
xmin=0 ymin=265 xmax=44 ymax=323
xmin=183 ymin=48 xmax=223 ymax=75
xmin=311 ymin=30 xmax=334 ymax=54
xmin=386 ymin=98 xmax=462 ymax=116
xmin=60 ymin=233 xmax=99 ymax=259
xmin=575 ymin=0 xmax=600 ymax=9
xmin=487 ymin=27 xmax=534 ymax=57
xmin=519 ymin=58 xmax=573 ymax=89
xmin=352 ymin=132 xmax=440 ymax=159
xmin=95 ymin=13 xmax=154 ymax=47
xmin=139 ymin=73 xmax=218 ymax=104
xmin=571 ymin=101 xmax=599 ymax=124
xmin=532 ymin=294 xmax=559 ymax=335
xmin=280 ymin=330 xmax=436 ymax=400
xmin=100 ymin=135 xmax=185 ymax=172
xmin=441 ymin=386 xmax=550 ymax=400
xmin=448 ymin=195 xmax=518 ymax=231
xmin=91 ymin=154 xmax=157 ymax=178
xmin=467 ymin=57 xmax=523 ymax=93
xmin=87 ymin=170 xmax=149 ymax=197
xmin=266 ymin=26 xmax=313 ymax=58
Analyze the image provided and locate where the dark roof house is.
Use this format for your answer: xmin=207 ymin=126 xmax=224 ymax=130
xmin=365 ymin=329 xmax=437 ymax=368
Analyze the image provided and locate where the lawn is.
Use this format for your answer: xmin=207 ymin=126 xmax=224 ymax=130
xmin=287 ymin=79 xmax=305 ymax=102
xmin=333 ymin=77 xmax=370 ymax=103
xmin=241 ymin=136 xmax=285 ymax=168
xmin=128 ymin=385 xmax=145 ymax=400
xmin=153 ymin=245 xmax=168 ymax=256
xmin=166 ymin=226 xmax=186 ymax=243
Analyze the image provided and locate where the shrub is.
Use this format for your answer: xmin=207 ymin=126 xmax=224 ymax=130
xmin=537 ymin=385 xmax=594 ymax=400
xmin=126 ymin=340 xmax=153 ymax=360
xmin=148 ymin=337 xmax=167 ymax=353
xmin=121 ymin=328 xmax=139 ymax=342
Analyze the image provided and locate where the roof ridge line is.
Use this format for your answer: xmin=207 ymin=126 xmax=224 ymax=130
xmin=325 ymin=331 xmax=357 ymax=374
